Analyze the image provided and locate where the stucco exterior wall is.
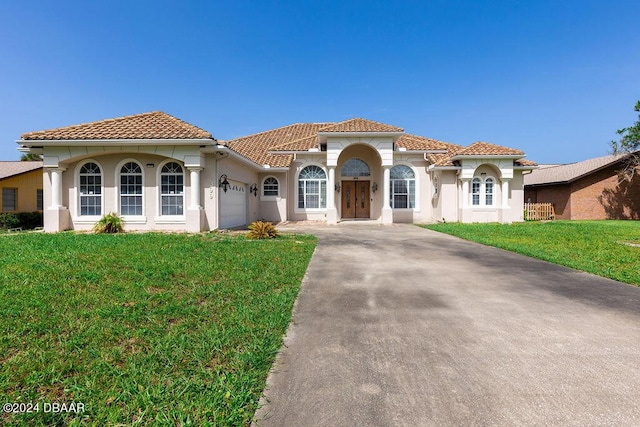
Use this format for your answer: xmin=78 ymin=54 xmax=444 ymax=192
xmin=258 ymin=172 xmax=288 ymax=222
xmin=1 ymin=168 xmax=43 ymax=213
xmin=57 ymin=153 xmax=201 ymax=231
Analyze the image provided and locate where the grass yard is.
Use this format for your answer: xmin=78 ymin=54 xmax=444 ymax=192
xmin=424 ymin=220 xmax=640 ymax=286
xmin=0 ymin=232 xmax=316 ymax=426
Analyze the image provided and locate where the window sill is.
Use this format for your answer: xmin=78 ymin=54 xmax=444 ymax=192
xmin=260 ymin=196 xmax=280 ymax=202
xmin=154 ymin=216 xmax=186 ymax=224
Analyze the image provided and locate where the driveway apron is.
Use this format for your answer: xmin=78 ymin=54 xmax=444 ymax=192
xmin=253 ymin=223 xmax=640 ymax=426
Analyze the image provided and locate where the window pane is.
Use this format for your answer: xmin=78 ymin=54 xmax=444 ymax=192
xmin=2 ymin=188 xmax=16 ymax=211
xmin=36 ymin=189 xmax=43 ymax=211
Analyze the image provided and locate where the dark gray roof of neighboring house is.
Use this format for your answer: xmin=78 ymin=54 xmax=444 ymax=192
xmin=524 ymin=154 xmax=626 ymax=186
xmin=0 ymin=161 xmax=43 ymax=180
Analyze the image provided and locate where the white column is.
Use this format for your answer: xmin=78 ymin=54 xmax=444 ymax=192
xmin=188 ymin=167 xmax=203 ymax=209
xmin=382 ymin=166 xmax=392 ymax=224
xmin=328 ymin=166 xmax=335 ymax=209
xmin=501 ymin=179 xmax=510 ymax=209
xmin=50 ymin=168 xmax=64 ymax=208
xmin=461 ymin=179 xmax=470 ymax=208
xmin=327 ymin=166 xmax=338 ymax=223
xmin=383 ymin=166 xmax=390 ymax=209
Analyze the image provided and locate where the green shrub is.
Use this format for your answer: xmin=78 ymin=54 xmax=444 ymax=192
xmin=92 ymin=212 xmax=125 ymax=234
xmin=247 ymin=220 xmax=279 ymax=239
xmin=0 ymin=212 xmax=20 ymax=229
xmin=16 ymin=211 xmax=43 ymax=229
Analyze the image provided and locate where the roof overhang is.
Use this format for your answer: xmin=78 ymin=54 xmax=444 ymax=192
xmin=318 ymin=131 xmax=405 ymax=144
xmin=451 ymin=154 xmax=523 ymax=161
xmin=17 ymin=138 xmax=216 ymax=148
xmin=427 ymin=165 xmax=461 ymax=171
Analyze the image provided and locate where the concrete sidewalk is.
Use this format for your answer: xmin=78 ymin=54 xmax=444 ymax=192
xmin=253 ymin=223 xmax=640 ymax=426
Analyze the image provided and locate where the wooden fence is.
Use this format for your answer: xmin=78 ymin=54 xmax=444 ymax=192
xmin=524 ymin=203 xmax=556 ymax=221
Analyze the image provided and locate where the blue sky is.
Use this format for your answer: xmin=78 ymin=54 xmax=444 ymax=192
xmin=1 ymin=0 xmax=638 ymax=163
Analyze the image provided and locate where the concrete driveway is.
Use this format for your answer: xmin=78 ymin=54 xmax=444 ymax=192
xmin=253 ymin=223 xmax=640 ymax=426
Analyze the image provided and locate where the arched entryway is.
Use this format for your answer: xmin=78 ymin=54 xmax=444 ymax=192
xmin=336 ymin=144 xmax=382 ymax=221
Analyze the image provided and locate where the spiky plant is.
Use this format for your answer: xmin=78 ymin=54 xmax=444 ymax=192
xmin=247 ymin=221 xmax=279 ymax=239
xmin=93 ymin=212 xmax=125 ymax=234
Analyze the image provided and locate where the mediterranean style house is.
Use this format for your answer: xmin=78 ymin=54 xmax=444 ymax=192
xmin=16 ymin=111 xmax=537 ymax=232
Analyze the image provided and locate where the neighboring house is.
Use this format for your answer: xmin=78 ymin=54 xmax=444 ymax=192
xmin=16 ymin=111 xmax=536 ymax=232
xmin=0 ymin=161 xmax=43 ymax=213
xmin=524 ymin=153 xmax=640 ymax=220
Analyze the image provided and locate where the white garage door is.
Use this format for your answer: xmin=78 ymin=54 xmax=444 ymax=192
xmin=220 ymin=180 xmax=246 ymax=229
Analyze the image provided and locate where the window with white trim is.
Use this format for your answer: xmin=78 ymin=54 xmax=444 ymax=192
xmin=263 ymin=177 xmax=279 ymax=197
xmin=341 ymin=158 xmax=370 ymax=177
xmin=471 ymin=176 xmax=495 ymax=207
xmin=298 ymin=165 xmax=326 ymax=209
xmin=471 ymin=178 xmax=481 ymax=206
xmin=485 ymin=178 xmax=494 ymax=206
xmin=120 ymin=162 xmax=143 ymax=215
xmin=79 ymin=162 xmax=102 ymax=216
xmin=390 ymin=165 xmax=415 ymax=209
xmin=160 ymin=162 xmax=184 ymax=215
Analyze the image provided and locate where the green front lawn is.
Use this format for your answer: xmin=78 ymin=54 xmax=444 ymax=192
xmin=424 ymin=221 xmax=640 ymax=286
xmin=0 ymin=232 xmax=316 ymax=426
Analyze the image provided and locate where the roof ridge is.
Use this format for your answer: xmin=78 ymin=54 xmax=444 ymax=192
xmin=227 ymin=122 xmax=334 ymax=142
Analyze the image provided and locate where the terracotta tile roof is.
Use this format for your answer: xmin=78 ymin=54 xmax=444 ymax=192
xmin=515 ymin=159 xmax=538 ymax=167
xmin=21 ymin=111 xmax=212 ymax=141
xmin=426 ymin=143 xmax=465 ymax=166
xmin=318 ymin=118 xmax=403 ymax=133
xmin=225 ymin=123 xmax=329 ymax=167
xmin=524 ymin=154 xmax=625 ymax=186
xmin=455 ymin=141 xmax=524 ymax=156
xmin=396 ymin=133 xmax=450 ymax=151
xmin=0 ymin=161 xmax=43 ymax=180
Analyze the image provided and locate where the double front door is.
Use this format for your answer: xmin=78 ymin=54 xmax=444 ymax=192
xmin=341 ymin=180 xmax=370 ymax=219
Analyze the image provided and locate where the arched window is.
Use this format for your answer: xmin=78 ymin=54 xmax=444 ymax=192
xmin=471 ymin=176 xmax=495 ymax=207
xmin=120 ymin=162 xmax=143 ymax=215
xmin=471 ymin=177 xmax=481 ymax=206
xmin=160 ymin=162 xmax=184 ymax=215
xmin=263 ymin=176 xmax=279 ymax=197
xmin=298 ymin=165 xmax=326 ymax=209
xmin=79 ymin=162 xmax=102 ymax=216
xmin=341 ymin=158 xmax=370 ymax=177
xmin=390 ymin=165 xmax=416 ymax=209
xmin=485 ymin=178 xmax=494 ymax=206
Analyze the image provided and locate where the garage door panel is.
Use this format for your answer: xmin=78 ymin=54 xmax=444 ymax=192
xmin=220 ymin=180 xmax=246 ymax=228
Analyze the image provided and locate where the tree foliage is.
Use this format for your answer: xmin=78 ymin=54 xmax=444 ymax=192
xmin=610 ymin=100 xmax=640 ymax=181
xmin=20 ymin=153 xmax=43 ymax=161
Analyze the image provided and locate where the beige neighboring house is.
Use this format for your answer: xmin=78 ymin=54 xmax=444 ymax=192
xmin=16 ymin=111 xmax=536 ymax=232
xmin=0 ymin=161 xmax=43 ymax=213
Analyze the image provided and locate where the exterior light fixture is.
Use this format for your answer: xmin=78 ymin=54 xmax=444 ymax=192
xmin=372 ymin=182 xmax=378 ymax=193
xmin=219 ymin=174 xmax=230 ymax=192
xmin=249 ymin=183 xmax=258 ymax=197
xmin=335 ymin=183 xmax=341 ymax=193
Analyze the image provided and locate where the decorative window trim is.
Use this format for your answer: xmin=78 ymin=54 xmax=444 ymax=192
xmin=261 ymin=176 xmax=280 ymax=201
xmin=157 ymin=159 xmax=185 ymax=219
xmin=389 ymin=163 xmax=419 ymax=211
xmin=295 ymin=163 xmax=327 ymax=212
xmin=432 ymin=175 xmax=439 ymax=198
xmin=471 ymin=176 xmax=496 ymax=207
xmin=341 ymin=158 xmax=371 ymax=177
xmin=116 ymin=159 xmax=145 ymax=219
xmin=74 ymin=159 xmax=104 ymax=219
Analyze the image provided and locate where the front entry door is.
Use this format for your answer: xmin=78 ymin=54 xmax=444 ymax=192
xmin=341 ymin=181 xmax=370 ymax=219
